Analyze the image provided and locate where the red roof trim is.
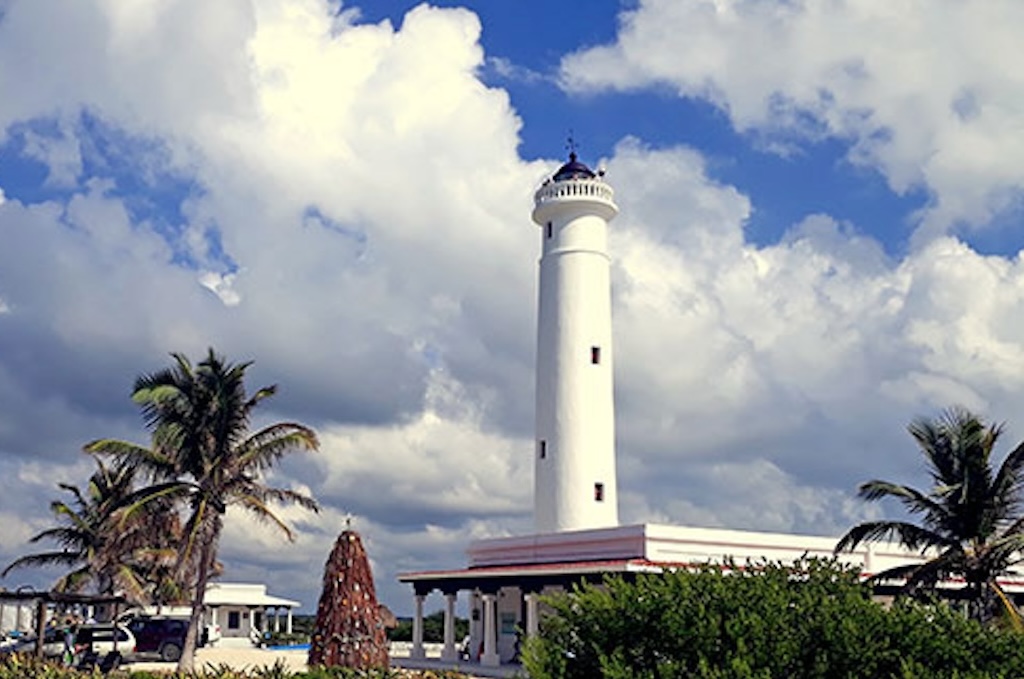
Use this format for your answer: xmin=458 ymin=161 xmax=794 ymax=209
xmin=398 ymin=558 xmax=654 ymax=581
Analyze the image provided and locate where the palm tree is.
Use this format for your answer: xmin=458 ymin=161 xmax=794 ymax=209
xmin=87 ymin=348 xmax=319 ymax=671
xmin=2 ymin=459 xmax=176 ymax=602
xmin=835 ymin=406 xmax=1024 ymax=624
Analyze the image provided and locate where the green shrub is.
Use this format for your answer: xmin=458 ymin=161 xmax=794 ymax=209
xmin=388 ymin=611 xmax=467 ymax=644
xmin=263 ymin=632 xmax=310 ymax=647
xmin=522 ymin=558 xmax=1024 ymax=679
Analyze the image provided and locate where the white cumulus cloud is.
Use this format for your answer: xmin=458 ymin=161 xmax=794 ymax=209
xmin=561 ymin=0 xmax=1024 ymax=237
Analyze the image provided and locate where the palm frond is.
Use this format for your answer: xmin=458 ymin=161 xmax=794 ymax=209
xmin=86 ymin=439 xmax=176 ymax=478
xmin=27 ymin=525 xmax=91 ymax=548
xmin=866 ymin=548 xmax=963 ymax=596
xmin=233 ymin=495 xmax=296 ymax=541
xmin=992 ymin=439 xmax=1024 ymax=513
xmin=835 ymin=520 xmax=952 ymax=554
xmin=979 ymin=532 xmax=1024 ymax=570
xmin=116 ymin=481 xmax=195 ymax=525
xmin=262 ymin=487 xmax=320 ymax=513
xmin=3 ymin=550 xmax=84 ymax=575
xmin=235 ymin=424 xmax=319 ymax=470
xmin=857 ymin=480 xmax=950 ymax=518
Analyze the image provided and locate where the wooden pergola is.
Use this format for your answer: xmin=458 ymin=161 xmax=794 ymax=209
xmin=0 ymin=590 xmax=128 ymax=657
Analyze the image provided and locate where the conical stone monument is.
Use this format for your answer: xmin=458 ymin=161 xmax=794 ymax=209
xmin=308 ymin=525 xmax=389 ymax=668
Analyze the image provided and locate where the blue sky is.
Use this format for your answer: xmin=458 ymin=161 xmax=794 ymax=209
xmin=3 ymin=0 xmax=1024 ymax=616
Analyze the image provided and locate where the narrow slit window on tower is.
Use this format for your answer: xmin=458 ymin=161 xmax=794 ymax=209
xmin=591 ymin=346 xmax=601 ymax=364
xmin=539 ymin=440 xmax=547 ymax=459
xmin=546 ymin=221 xmax=553 ymax=239
xmin=594 ymin=482 xmax=605 ymax=502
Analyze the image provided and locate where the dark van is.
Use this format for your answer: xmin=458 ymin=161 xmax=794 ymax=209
xmin=125 ymin=617 xmax=189 ymax=662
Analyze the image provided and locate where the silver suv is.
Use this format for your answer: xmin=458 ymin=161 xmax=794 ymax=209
xmin=74 ymin=623 xmax=135 ymax=671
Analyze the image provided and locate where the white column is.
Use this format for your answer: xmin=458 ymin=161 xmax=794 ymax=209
xmin=441 ymin=593 xmax=457 ymax=661
xmin=247 ymin=608 xmax=256 ymax=644
xmin=525 ymin=593 xmax=540 ymax=638
xmin=286 ymin=609 xmax=293 ymax=635
xmin=208 ymin=608 xmax=217 ymax=646
xmin=469 ymin=591 xmax=482 ymax=661
xmin=481 ymin=593 xmax=499 ymax=667
xmin=411 ymin=594 xmax=426 ymax=659
xmin=273 ymin=608 xmax=280 ymax=633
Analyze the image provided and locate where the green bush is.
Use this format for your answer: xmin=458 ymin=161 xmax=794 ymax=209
xmin=387 ymin=611 xmax=467 ymax=644
xmin=264 ymin=632 xmax=310 ymax=647
xmin=522 ymin=558 xmax=1024 ymax=679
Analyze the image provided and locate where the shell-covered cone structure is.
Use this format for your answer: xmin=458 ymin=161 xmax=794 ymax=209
xmin=308 ymin=529 xmax=389 ymax=668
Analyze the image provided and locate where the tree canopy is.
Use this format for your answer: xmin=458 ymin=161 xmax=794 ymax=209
xmin=835 ymin=406 xmax=1024 ymax=624
xmin=2 ymin=458 xmax=180 ymax=603
xmin=87 ymin=348 xmax=320 ymax=670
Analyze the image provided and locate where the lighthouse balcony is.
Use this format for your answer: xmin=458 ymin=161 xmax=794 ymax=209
xmin=534 ymin=179 xmax=615 ymax=207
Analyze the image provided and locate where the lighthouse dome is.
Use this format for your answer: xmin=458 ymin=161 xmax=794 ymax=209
xmin=552 ymin=152 xmax=596 ymax=181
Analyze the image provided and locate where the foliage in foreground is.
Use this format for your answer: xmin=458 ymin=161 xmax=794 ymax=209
xmin=522 ymin=558 xmax=1024 ymax=679
xmin=0 ymin=655 xmax=471 ymax=679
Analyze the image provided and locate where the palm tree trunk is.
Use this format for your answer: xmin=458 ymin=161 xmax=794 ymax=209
xmin=177 ymin=538 xmax=215 ymax=672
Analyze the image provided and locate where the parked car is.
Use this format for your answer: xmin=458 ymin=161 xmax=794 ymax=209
xmin=0 ymin=626 xmax=67 ymax=659
xmin=126 ymin=616 xmax=189 ymax=661
xmin=73 ymin=623 xmax=135 ymax=670
xmin=117 ymin=608 xmax=221 ymax=649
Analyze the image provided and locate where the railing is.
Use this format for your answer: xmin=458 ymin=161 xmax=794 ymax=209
xmin=534 ymin=179 xmax=615 ymax=206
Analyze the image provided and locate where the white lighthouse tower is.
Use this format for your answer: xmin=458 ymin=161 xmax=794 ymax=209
xmin=532 ymin=151 xmax=620 ymax=533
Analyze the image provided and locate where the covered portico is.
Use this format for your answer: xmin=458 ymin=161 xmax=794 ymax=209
xmin=399 ymin=559 xmax=656 ymax=667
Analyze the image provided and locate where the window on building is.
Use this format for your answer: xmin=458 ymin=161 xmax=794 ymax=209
xmin=539 ymin=440 xmax=546 ymax=459
xmin=595 ymin=482 xmax=605 ymax=502
xmin=591 ymin=346 xmax=601 ymax=364
xmin=546 ymin=221 xmax=553 ymax=239
xmin=227 ymin=611 xmax=240 ymax=630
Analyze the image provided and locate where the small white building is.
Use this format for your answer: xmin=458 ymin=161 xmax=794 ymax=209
xmin=203 ymin=583 xmax=299 ymax=646
xmin=122 ymin=582 xmax=300 ymax=646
